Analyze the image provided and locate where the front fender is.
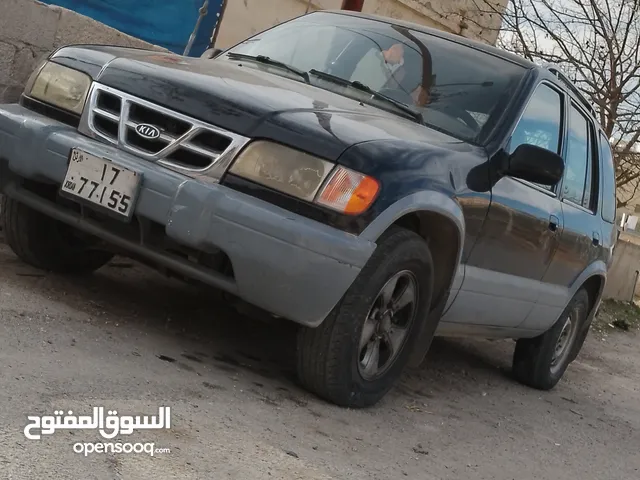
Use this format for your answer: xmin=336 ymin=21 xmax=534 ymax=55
xmin=360 ymin=191 xmax=466 ymax=368
xmin=361 ymin=190 xmax=465 ymax=256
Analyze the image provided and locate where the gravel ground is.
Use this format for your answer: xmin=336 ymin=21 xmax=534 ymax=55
xmin=0 ymin=234 xmax=638 ymax=479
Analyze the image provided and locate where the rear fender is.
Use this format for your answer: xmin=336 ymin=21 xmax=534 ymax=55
xmin=570 ymin=260 xmax=607 ymax=325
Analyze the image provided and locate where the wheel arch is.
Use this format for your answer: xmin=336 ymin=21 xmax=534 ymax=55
xmin=360 ymin=191 xmax=465 ymax=313
xmin=581 ymin=274 xmax=605 ymax=313
xmin=569 ymin=261 xmax=608 ymax=316
xmin=390 ymin=210 xmax=461 ymax=311
xmin=566 ymin=268 xmax=607 ymax=363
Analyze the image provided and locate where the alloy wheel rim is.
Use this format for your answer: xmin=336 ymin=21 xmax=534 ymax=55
xmin=358 ymin=270 xmax=418 ymax=381
xmin=551 ymin=310 xmax=578 ymax=373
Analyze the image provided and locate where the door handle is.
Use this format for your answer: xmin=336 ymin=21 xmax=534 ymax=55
xmin=548 ymin=215 xmax=560 ymax=232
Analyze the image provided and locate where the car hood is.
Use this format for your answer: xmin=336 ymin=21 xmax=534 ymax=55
xmin=52 ymin=46 xmax=469 ymax=161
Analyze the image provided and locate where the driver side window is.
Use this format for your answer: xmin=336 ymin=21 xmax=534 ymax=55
xmin=508 ymin=84 xmax=563 ymax=190
xmin=509 ymin=84 xmax=563 ymax=156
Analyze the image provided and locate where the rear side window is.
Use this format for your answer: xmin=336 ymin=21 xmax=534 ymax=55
xmin=563 ymin=104 xmax=597 ymax=210
xmin=508 ymin=84 xmax=562 ymax=155
xmin=599 ymin=133 xmax=617 ymax=223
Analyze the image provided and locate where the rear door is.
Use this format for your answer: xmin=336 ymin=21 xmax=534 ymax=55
xmin=441 ymin=82 xmax=565 ymax=328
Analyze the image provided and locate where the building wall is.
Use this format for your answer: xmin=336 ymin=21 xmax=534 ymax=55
xmin=603 ymin=231 xmax=640 ymax=301
xmin=0 ymin=0 xmax=163 ymax=104
xmin=215 ymin=0 xmax=342 ymax=49
xmin=215 ymin=0 xmax=508 ymax=49
xmin=362 ymin=0 xmax=507 ymax=45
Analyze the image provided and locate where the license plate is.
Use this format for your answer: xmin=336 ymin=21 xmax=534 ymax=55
xmin=61 ymin=149 xmax=140 ymax=218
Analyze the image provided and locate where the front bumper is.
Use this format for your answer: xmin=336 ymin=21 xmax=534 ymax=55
xmin=0 ymin=104 xmax=376 ymax=326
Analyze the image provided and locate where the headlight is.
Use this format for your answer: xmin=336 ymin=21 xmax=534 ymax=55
xmin=26 ymin=62 xmax=91 ymax=114
xmin=230 ymin=141 xmax=380 ymax=215
xmin=230 ymin=141 xmax=334 ymax=201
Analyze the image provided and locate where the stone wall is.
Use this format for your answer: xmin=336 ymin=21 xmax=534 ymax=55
xmin=215 ymin=0 xmax=508 ymax=49
xmin=0 ymin=0 xmax=163 ymax=104
xmin=362 ymin=0 xmax=508 ymax=45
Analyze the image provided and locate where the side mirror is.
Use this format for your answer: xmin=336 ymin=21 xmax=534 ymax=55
xmin=504 ymin=144 xmax=564 ymax=186
xmin=201 ymin=48 xmax=224 ymax=59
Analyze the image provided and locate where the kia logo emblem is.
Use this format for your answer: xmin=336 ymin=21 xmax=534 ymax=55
xmin=135 ymin=124 xmax=161 ymax=140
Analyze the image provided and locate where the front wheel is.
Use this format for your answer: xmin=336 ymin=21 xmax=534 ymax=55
xmin=1 ymin=196 xmax=114 ymax=274
xmin=513 ymin=288 xmax=591 ymax=390
xmin=296 ymin=227 xmax=434 ymax=408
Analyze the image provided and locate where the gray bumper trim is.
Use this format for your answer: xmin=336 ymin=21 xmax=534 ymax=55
xmin=3 ymin=182 xmax=239 ymax=294
xmin=0 ymin=104 xmax=376 ymax=326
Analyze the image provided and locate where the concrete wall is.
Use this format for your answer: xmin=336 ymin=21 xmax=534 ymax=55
xmin=603 ymin=232 xmax=640 ymax=301
xmin=215 ymin=0 xmax=342 ymax=49
xmin=361 ymin=0 xmax=507 ymax=45
xmin=215 ymin=0 xmax=508 ymax=49
xmin=0 ymin=0 xmax=163 ymax=104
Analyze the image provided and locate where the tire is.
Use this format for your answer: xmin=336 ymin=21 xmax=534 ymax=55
xmin=296 ymin=226 xmax=434 ymax=408
xmin=513 ymin=288 xmax=590 ymax=390
xmin=1 ymin=195 xmax=114 ymax=274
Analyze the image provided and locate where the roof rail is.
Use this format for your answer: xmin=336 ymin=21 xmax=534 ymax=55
xmin=545 ymin=66 xmax=597 ymax=117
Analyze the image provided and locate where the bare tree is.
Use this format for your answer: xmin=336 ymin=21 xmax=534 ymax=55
xmin=438 ymin=0 xmax=640 ymax=208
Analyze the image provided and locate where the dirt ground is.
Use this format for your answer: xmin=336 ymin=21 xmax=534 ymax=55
xmin=0 ymin=233 xmax=639 ymax=480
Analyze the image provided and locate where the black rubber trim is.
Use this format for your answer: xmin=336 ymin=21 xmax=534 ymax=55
xmin=20 ymin=95 xmax=81 ymax=128
xmin=221 ymin=173 xmax=367 ymax=235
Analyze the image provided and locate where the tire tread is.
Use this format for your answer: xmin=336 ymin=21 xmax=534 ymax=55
xmin=297 ymin=227 xmax=434 ymax=407
xmin=513 ymin=288 xmax=590 ymax=390
xmin=1 ymin=196 xmax=113 ymax=274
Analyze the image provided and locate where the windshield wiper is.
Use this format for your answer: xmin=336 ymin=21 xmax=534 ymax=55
xmin=226 ymin=53 xmax=310 ymax=83
xmin=308 ymin=69 xmax=423 ymax=124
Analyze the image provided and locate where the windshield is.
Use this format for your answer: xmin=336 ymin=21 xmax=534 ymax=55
xmin=224 ymin=12 xmax=526 ymax=143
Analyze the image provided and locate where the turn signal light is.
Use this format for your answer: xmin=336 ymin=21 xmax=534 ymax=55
xmin=315 ymin=166 xmax=380 ymax=215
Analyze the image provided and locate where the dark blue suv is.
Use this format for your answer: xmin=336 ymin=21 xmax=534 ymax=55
xmin=0 ymin=11 xmax=617 ymax=407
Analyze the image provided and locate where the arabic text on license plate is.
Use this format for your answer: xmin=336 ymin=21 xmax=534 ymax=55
xmin=61 ymin=149 xmax=139 ymax=217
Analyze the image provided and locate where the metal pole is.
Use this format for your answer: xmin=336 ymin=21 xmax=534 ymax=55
xmin=210 ymin=0 xmax=229 ymax=48
xmin=184 ymin=0 xmax=209 ymax=56
xmin=341 ymin=0 xmax=365 ymax=11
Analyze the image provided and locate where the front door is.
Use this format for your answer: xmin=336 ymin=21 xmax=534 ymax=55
xmin=520 ymin=102 xmax=604 ymax=331
xmin=442 ymin=82 xmax=565 ymax=328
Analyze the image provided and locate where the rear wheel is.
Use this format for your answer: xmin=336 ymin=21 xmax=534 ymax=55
xmin=296 ymin=227 xmax=434 ymax=408
xmin=1 ymin=195 xmax=113 ymax=274
xmin=513 ymin=288 xmax=590 ymax=390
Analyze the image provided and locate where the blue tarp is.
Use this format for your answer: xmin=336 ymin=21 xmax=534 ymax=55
xmin=42 ymin=0 xmax=222 ymax=56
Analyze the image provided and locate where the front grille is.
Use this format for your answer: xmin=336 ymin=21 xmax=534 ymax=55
xmin=80 ymin=83 xmax=247 ymax=177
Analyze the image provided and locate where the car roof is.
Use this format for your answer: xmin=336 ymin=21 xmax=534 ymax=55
xmin=322 ymin=9 xmax=536 ymax=69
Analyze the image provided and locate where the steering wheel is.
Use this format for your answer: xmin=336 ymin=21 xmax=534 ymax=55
xmin=451 ymin=107 xmax=480 ymax=131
